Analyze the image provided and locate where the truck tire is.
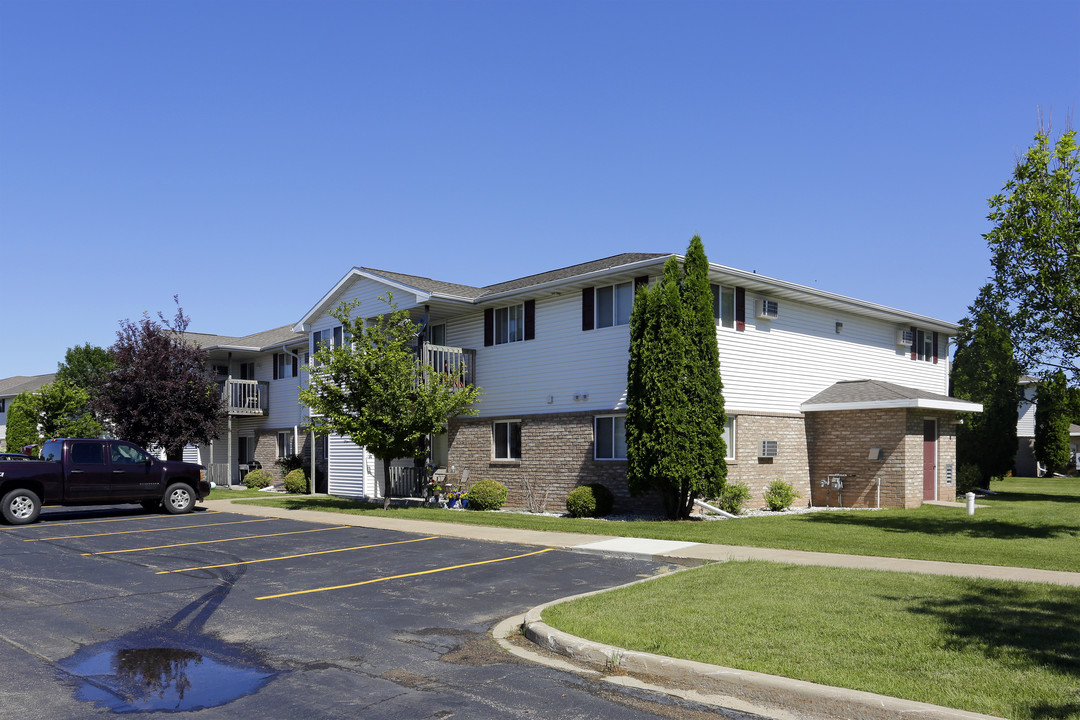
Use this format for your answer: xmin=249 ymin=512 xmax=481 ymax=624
xmin=163 ymin=483 xmax=195 ymax=515
xmin=2 ymin=488 xmax=41 ymax=525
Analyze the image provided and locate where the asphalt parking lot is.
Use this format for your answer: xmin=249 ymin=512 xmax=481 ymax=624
xmin=0 ymin=505 xmax=777 ymax=720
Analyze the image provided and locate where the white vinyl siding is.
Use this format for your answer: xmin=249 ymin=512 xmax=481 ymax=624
xmin=327 ymin=434 xmax=375 ymax=498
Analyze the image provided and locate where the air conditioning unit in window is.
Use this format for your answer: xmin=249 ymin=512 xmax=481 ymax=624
xmin=896 ymin=329 xmax=914 ymax=346
xmin=757 ymin=299 xmax=779 ymax=320
xmin=759 ymin=440 xmax=778 ymax=458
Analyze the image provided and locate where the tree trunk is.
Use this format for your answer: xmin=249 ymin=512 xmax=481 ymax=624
xmin=167 ymin=446 xmax=183 ymax=462
xmin=382 ymin=458 xmax=393 ymax=511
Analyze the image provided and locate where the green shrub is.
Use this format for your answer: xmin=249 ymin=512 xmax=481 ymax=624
xmin=275 ymin=453 xmax=305 ymax=475
xmin=565 ymin=483 xmax=615 ymax=518
xmin=718 ymin=481 xmax=751 ymax=515
xmin=243 ymin=468 xmax=273 ymax=489
xmin=465 ymin=479 xmax=508 ymax=511
xmin=283 ymin=469 xmax=309 ymax=494
xmin=956 ymin=463 xmax=981 ymax=495
xmin=763 ymin=478 xmax=800 ymax=511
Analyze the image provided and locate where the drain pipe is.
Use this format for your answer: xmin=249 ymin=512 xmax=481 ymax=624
xmin=693 ymin=498 xmax=738 ymax=519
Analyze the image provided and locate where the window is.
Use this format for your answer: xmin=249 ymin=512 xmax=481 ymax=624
xmin=274 ymin=353 xmax=297 ymax=379
xmin=711 ymin=284 xmax=735 ymax=328
xmin=596 ymin=282 xmax=633 ymax=328
xmin=71 ymin=442 xmax=105 ymax=465
xmin=237 ymin=362 xmax=255 ymax=380
xmin=111 ymin=442 xmax=147 ymax=465
xmin=428 ymin=323 xmax=446 ymax=346
xmin=313 ymin=325 xmax=343 ymax=351
xmin=496 ymin=305 xmax=524 ymax=344
xmin=0 ymin=399 xmax=5 ymax=413
xmin=493 ymin=420 xmax=521 ymax=460
xmin=911 ymin=328 xmax=939 ymax=363
xmin=594 ymin=415 xmax=627 ymax=460
xmin=277 ymin=432 xmax=291 ymax=458
xmin=722 ymin=417 xmax=735 ymax=460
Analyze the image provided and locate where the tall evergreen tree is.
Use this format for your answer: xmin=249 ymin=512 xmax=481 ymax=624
xmin=950 ymin=285 xmax=1020 ymax=485
xmin=626 ymin=237 xmax=726 ymax=519
xmin=1034 ymin=370 xmax=1073 ymax=476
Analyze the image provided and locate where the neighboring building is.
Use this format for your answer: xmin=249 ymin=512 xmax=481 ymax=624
xmin=1014 ymin=376 xmax=1080 ymax=476
xmin=0 ymin=373 xmax=57 ymax=452
xmin=182 ymin=326 xmax=310 ymax=487
xmin=293 ymin=253 xmax=981 ymax=510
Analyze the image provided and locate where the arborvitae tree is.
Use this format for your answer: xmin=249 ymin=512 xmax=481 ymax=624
xmin=4 ymin=391 xmax=40 ymax=454
xmin=1034 ymin=370 xmax=1073 ymax=476
xmin=626 ymin=237 xmax=727 ymax=519
xmin=94 ymin=299 xmax=224 ymax=460
xmin=951 ymin=285 xmax=1020 ymax=485
xmin=299 ymin=295 xmax=482 ymax=510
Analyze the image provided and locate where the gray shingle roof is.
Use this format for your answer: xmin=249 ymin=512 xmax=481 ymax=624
xmin=359 ymin=269 xmax=487 ymax=299
xmin=0 ymin=373 xmax=57 ymax=397
xmin=803 ymin=379 xmax=956 ymax=406
xmin=183 ymin=324 xmax=307 ymax=352
xmin=477 ymin=253 xmax=671 ymax=297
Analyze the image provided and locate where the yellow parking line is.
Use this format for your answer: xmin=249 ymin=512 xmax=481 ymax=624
xmin=27 ymin=518 xmax=273 ymax=542
xmin=156 ymin=536 xmax=439 ymax=574
xmin=81 ymin=525 xmax=353 ymax=555
xmin=257 ymin=548 xmax=556 ymax=600
xmin=2 ymin=511 xmax=221 ymax=531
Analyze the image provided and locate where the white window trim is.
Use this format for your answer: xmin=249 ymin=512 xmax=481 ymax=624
xmin=595 ymin=281 xmax=634 ymax=329
xmin=724 ymin=416 xmax=736 ymax=461
xmin=492 ymin=419 xmax=522 ymax=460
xmin=594 ymin=414 xmax=627 ymax=460
xmin=495 ymin=305 xmax=525 ymax=345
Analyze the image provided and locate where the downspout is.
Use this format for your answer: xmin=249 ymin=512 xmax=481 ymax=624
xmin=693 ymin=498 xmax=738 ymax=519
xmin=226 ymin=352 xmax=233 ymax=487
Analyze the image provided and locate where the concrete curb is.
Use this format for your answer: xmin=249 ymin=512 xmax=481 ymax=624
xmin=515 ymin=579 xmax=1006 ymax=720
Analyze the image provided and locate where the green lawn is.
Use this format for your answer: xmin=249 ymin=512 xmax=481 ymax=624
xmin=216 ymin=477 xmax=1080 ymax=572
xmin=542 ymin=561 xmax=1080 ymax=719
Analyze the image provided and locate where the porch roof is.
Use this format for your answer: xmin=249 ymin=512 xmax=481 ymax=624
xmin=800 ymin=379 xmax=983 ymax=413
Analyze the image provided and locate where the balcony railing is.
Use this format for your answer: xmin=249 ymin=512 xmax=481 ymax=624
xmin=421 ymin=344 xmax=476 ymax=387
xmin=218 ymin=379 xmax=269 ymax=416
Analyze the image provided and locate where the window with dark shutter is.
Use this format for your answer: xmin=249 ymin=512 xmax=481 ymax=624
xmin=582 ymin=287 xmax=594 ymax=331
xmin=524 ymin=299 xmax=535 ymax=341
xmin=483 ymin=308 xmax=494 ymax=347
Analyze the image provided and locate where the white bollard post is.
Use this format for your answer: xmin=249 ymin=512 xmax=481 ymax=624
xmin=965 ymin=492 xmax=976 ymax=516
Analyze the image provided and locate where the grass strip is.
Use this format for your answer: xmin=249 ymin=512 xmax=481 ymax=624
xmin=212 ymin=477 xmax=1080 ymax=573
xmin=541 ymin=561 xmax=1080 ymax=719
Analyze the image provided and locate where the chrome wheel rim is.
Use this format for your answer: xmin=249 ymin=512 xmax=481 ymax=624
xmin=169 ymin=488 xmax=191 ymax=510
xmin=9 ymin=496 xmax=34 ymax=519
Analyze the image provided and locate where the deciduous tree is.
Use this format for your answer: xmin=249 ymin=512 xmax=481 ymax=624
xmin=299 ymin=296 xmax=482 ymax=509
xmin=1034 ymin=370 xmax=1073 ymax=476
xmin=4 ymin=380 xmax=102 ymax=453
xmin=987 ymin=128 xmax=1080 ymax=381
xmin=93 ymin=300 xmax=224 ymax=460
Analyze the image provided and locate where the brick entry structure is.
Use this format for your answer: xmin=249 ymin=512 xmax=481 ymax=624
xmin=801 ymin=380 xmax=977 ymax=509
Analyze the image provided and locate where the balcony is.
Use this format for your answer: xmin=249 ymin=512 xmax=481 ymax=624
xmin=219 ymin=379 xmax=269 ymax=416
xmin=421 ymin=344 xmax=476 ymax=387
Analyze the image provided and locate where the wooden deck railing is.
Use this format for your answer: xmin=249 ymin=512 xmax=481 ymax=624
xmin=421 ymin=344 xmax=475 ymax=387
xmin=218 ymin=379 xmax=269 ymax=416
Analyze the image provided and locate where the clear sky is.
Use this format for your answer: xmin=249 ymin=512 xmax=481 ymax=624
xmin=2 ymin=0 xmax=1077 ymax=379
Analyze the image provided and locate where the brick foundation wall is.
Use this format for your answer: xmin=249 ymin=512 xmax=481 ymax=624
xmin=726 ymin=414 xmax=811 ymax=510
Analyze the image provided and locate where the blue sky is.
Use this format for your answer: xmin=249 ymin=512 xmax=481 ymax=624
xmin=2 ymin=0 xmax=1077 ymax=379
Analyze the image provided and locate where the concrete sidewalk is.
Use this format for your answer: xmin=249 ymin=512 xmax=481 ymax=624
xmin=201 ymin=497 xmax=1076 ymax=719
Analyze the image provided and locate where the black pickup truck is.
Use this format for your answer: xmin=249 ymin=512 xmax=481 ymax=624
xmin=0 ymin=438 xmax=210 ymax=525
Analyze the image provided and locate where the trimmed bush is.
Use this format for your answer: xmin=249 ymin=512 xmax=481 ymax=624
xmin=565 ymin=483 xmax=615 ymax=518
xmin=465 ymin=479 xmax=508 ymax=511
xmin=763 ymin=478 xmax=801 ymax=511
xmin=283 ymin=469 xmax=309 ymax=494
xmin=275 ymin=453 xmax=305 ymax=475
xmin=242 ymin=468 xmax=273 ymax=489
xmin=717 ymin=481 xmax=751 ymax=515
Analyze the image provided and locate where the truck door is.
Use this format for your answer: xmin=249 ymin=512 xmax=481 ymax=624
xmin=66 ymin=441 xmax=112 ymax=501
xmin=108 ymin=442 xmax=157 ymax=501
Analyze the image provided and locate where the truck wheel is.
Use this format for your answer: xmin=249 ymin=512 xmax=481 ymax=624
xmin=163 ymin=483 xmax=195 ymax=514
xmin=2 ymin=489 xmax=41 ymax=525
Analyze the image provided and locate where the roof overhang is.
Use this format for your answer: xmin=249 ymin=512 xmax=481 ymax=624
xmin=801 ymin=398 xmax=984 ymax=413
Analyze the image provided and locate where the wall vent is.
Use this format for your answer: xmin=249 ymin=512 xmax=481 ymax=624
xmin=758 ymin=440 xmax=778 ymax=458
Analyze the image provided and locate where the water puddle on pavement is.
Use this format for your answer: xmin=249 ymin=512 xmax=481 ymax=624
xmin=60 ymin=638 xmax=276 ymax=713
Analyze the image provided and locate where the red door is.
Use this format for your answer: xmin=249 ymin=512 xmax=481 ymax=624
xmin=923 ymin=419 xmax=937 ymax=500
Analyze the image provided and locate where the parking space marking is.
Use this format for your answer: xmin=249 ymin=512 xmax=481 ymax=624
xmin=25 ymin=517 xmax=274 ymax=542
xmin=80 ymin=525 xmax=353 ymax=555
xmin=155 ymin=535 xmax=439 ymax=574
xmin=0 ymin=511 xmax=222 ymax=532
xmin=256 ymin=547 xmax=556 ymax=600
